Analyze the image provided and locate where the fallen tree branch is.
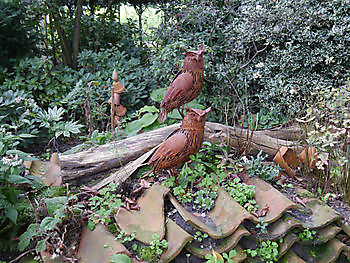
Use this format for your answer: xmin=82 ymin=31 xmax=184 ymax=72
xmin=60 ymin=122 xmax=303 ymax=183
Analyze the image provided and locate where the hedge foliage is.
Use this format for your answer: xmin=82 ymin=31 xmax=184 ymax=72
xmin=151 ymin=0 xmax=349 ymax=123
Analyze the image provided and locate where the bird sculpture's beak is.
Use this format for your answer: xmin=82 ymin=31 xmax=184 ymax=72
xmin=204 ymin=107 xmax=211 ymax=114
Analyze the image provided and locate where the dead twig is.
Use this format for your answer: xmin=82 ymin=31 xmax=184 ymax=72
xmin=9 ymin=248 xmax=35 ymax=263
xmin=239 ymin=44 xmax=268 ymax=72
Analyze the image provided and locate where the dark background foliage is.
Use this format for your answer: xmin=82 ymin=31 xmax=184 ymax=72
xmin=0 ymin=0 xmax=40 ymax=76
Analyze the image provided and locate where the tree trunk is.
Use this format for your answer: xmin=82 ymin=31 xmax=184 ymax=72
xmin=60 ymin=122 xmax=303 ymax=183
xmin=49 ymin=4 xmax=73 ymax=67
xmin=72 ymin=0 xmax=83 ymax=70
xmin=134 ymin=3 xmax=143 ymax=47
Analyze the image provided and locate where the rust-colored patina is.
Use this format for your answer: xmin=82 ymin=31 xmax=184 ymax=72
xmin=149 ymin=107 xmax=211 ymax=176
xmin=159 ymin=45 xmax=205 ymax=123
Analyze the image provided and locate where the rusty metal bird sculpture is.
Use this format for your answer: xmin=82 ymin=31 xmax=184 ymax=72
xmin=158 ymin=45 xmax=205 ymax=123
xmin=149 ymin=107 xmax=211 ymax=176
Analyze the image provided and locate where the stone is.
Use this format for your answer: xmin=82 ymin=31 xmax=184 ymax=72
xmin=277 ymin=233 xmax=299 ymax=259
xmin=169 ymin=187 xmax=256 ymax=239
xmin=159 ymin=219 xmax=193 ymax=263
xmin=115 ymin=184 xmax=170 ymax=244
xmin=292 ymin=238 xmax=348 ymax=263
xmin=247 ymin=177 xmax=298 ymax=223
xmin=253 ymin=214 xmax=302 ymax=241
xmin=77 ymin=224 xmax=129 ymax=263
xmin=280 ymin=250 xmax=306 ymax=263
xmin=185 ymin=225 xmax=250 ymax=258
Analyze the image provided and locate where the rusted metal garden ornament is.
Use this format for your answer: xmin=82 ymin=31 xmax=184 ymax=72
xmin=159 ymin=45 xmax=205 ymax=123
xmin=148 ymin=107 xmax=211 ymax=177
xmin=109 ymin=69 xmax=126 ymax=133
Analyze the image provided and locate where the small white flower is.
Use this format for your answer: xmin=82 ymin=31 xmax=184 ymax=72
xmin=256 ymin=62 xmax=264 ymax=68
xmin=325 ymin=56 xmax=334 ymax=65
xmin=253 ymin=71 xmax=262 ymax=79
xmin=241 ymin=156 xmax=248 ymax=163
xmin=289 ymin=88 xmax=297 ymax=95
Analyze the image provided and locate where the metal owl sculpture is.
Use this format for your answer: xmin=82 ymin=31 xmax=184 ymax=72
xmin=149 ymin=107 xmax=211 ymax=176
xmin=158 ymin=45 xmax=205 ymax=123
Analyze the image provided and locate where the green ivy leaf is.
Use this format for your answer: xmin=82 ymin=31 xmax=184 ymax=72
xmin=35 ymin=238 xmax=47 ymax=253
xmin=88 ymin=220 xmax=95 ymax=231
xmin=18 ymin=224 xmax=39 ymax=251
xmin=44 ymin=196 xmax=67 ymax=215
xmin=40 ymin=217 xmax=59 ymax=231
xmin=139 ymin=105 xmax=159 ymax=114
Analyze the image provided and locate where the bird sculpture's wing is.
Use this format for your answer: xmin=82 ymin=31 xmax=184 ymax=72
xmin=161 ymin=72 xmax=194 ymax=107
xmin=149 ymin=132 xmax=187 ymax=164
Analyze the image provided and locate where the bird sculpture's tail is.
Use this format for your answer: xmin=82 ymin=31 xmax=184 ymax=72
xmin=158 ymin=109 xmax=167 ymax=123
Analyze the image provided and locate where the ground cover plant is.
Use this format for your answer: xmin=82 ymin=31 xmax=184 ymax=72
xmin=0 ymin=0 xmax=349 ymax=262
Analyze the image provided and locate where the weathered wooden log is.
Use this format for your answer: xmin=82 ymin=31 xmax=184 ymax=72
xmin=60 ymin=122 xmax=303 ymax=183
xmin=59 ymin=124 xmax=180 ymax=182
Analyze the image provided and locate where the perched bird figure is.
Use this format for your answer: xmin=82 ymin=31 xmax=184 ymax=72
xmin=149 ymin=107 xmax=211 ymax=176
xmin=159 ymin=45 xmax=205 ymax=123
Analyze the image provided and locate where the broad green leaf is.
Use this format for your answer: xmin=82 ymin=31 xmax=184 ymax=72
xmin=110 ymin=254 xmax=131 ymax=263
xmin=185 ymin=100 xmax=205 ymax=110
xmin=5 ymin=207 xmax=18 ymax=223
xmin=138 ymin=113 xmax=158 ymax=128
xmin=7 ymin=174 xmax=31 ymax=184
xmin=150 ymin=88 xmax=167 ymax=103
xmin=139 ymin=105 xmax=159 ymax=114
xmin=0 ymin=141 xmax=4 ymax=153
xmin=166 ymin=100 xmax=204 ymax=120
xmin=6 ymin=149 xmax=29 ymax=157
xmin=18 ymin=236 xmax=31 ymax=251
xmin=123 ymin=120 xmax=143 ymax=137
xmin=18 ymin=134 xmax=37 ymax=138
xmin=167 ymin=110 xmax=182 ymax=120
xmin=6 ymin=150 xmax=37 ymax=161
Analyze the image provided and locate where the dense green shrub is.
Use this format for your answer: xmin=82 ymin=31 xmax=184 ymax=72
xmin=1 ymin=45 xmax=154 ymax=132
xmin=0 ymin=0 xmax=40 ymax=75
xmin=1 ymin=58 xmax=76 ymax=108
xmin=0 ymin=125 xmax=39 ymax=252
xmin=152 ymin=0 xmax=349 ymax=124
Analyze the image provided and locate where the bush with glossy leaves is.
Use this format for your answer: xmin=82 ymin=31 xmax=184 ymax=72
xmin=152 ymin=0 xmax=349 ymax=124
